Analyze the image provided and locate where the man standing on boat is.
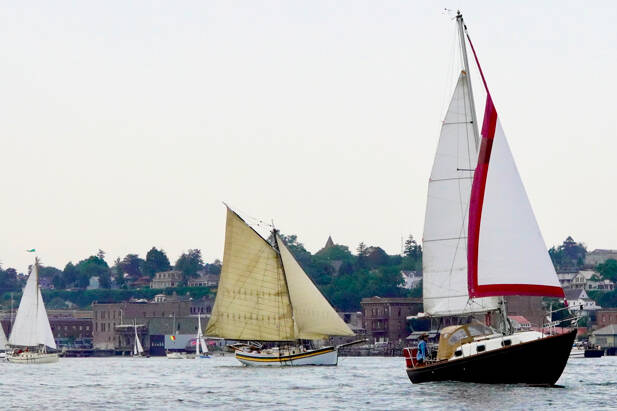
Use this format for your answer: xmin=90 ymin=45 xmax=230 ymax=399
xmin=416 ymin=334 xmax=428 ymax=365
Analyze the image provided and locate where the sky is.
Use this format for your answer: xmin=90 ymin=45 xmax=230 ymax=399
xmin=1 ymin=1 xmax=616 ymax=273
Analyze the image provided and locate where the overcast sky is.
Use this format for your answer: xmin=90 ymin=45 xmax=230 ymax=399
xmin=1 ymin=1 xmax=616 ymax=273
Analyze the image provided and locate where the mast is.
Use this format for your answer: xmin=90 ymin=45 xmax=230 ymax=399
xmin=456 ymin=11 xmax=480 ymax=150
xmin=272 ymin=228 xmax=297 ymax=341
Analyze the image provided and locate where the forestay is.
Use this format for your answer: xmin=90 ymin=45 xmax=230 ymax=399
xmin=206 ymin=208 xmax=295 ymax=341
xmin=8 ymin=264 xmax=56 ymax=349
xmin=276 ymin=235 xmax=354 ymax=339
xmin=422 ymin=72 xmax=499 ymax=316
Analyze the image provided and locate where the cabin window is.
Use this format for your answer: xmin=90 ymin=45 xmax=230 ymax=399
xmin=476 ymin=345 xmax=486 ymax=353
xmin=454 ymin=350 xmax=462 ymax=357
xmin=501 ymin=339 xmax=512 ymax=347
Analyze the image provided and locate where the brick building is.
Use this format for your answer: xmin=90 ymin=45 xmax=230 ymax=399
xmin=361 ymin=297 xmax=422 ymax=344
xmin=596 ymin=309 xmax=617 ymax=329
xmin=92 ymin=300 xmax=191 ymax=351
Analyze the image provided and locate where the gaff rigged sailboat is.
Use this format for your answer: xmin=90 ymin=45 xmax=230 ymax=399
xmin=7 ymin=258 xmax=59 ymax=364
xmin=403 ymin=12 xmax=575 ymax=385
xmin=206 ymin=206 xmax=356 ymax=366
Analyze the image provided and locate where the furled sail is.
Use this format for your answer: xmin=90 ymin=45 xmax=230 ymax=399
xmin=467 ymin=95 xmax=563 ymax=298
xmin=422 ymin=72 xmax=499 ymax=316
xmin=206 ymin=208 xmax=295 ymax=341
xmin=276 ymin=235 xmax=354 ymax=339
xmin=8 ymin=263 xmax=57 ymax=349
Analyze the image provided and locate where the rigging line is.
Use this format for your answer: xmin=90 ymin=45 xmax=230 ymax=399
xmin=430 ymin=177 xmax=473 ymax=182
xmin=424 ymin=236 xmax=468 ymax=243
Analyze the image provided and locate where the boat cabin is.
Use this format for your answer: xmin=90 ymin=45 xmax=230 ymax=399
xmin=436 ymin=321 xmax=494 ymax=361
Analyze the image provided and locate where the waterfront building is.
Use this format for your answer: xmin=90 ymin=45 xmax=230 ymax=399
xmin=596 ymin=309 xmax=617 ymax=329
xmin=590 ymin=324 xmax=617 ymax=349
xmin=189 ymin=295 xmax=215 ymax=316
xmin=564 ymin=289 xmax=602 ymax=314
xmin=151 ymin=270 xmax=183 ymax=289
xmin=361 ymin=297 xmax=422 ymax=344
xmin=92 ymin=300 xmax=191 ymax=351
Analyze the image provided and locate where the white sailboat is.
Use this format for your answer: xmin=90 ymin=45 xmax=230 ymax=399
xmin=196 ymin=314 xmax=209 ymax=358
xmin=7 ymin=258 xmax=59 ymax=364
xmin=206 ymin=206 xmax=357 ymax=366
xmin=404 ymin=12 xmax=575 ymax=385
xmin=132 ymin=320 xmax=144 ymax=357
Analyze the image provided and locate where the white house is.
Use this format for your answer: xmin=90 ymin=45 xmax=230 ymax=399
xmin=564 ymin=288 xmax=601 ymax=314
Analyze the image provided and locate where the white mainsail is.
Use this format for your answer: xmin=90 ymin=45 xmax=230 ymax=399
xmin=276 ymin=234 xmax=354 ymax=338
xmin=206 ymin=208 xmax=295 ymax=341
xmin=422 ymin=71 xmax=499 ymax=316
xmin=8 ymin=263 xmax=56 ymax=349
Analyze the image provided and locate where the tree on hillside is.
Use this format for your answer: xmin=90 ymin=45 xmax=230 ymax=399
xmin=175 ymin=249 xmax=204 ymax=284
xmin=402 ymin=235 xmax=422 ymax=272
xmin=204 ymin=259 xmax=222 ymax=275
xmin=0 ymin=267 xmax=19 ymax=292
xmin=597 ymin=259 xmax=617 ymax=282
xmin=549 ymin=236 xmax=586 ymax=271
xmin=62 ymin=262 xmax=78 ymax=288
xmin=75 ymin=255 xmax=111 ymax=289
xmin=356 ymin=242 xmax=368 ymax=269
xmin=143 ymin=247 xmax=171 ymax=277
xmin=112 ymin=258 xmax=126 ymax=288
xmin=38 ymin=265 xmax=63 ymax=279
xmin=119 ymin=254 xmax=144 ymax=278
xmin=365 ymin=246 xmax=389 ymax=268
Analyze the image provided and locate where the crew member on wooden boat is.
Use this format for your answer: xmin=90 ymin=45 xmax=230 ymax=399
xmin=416 ymin=334 xmax=428 ymax=365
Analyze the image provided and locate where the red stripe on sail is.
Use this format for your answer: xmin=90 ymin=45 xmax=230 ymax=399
xmin=471 ymin=284 xmax=565 ymax=298
xmin=468 ymin=96 xmax=497 ymax=298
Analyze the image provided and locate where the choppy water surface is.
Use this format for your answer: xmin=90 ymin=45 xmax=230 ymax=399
xmin=2 ymin=355 xmax=615 ymax=410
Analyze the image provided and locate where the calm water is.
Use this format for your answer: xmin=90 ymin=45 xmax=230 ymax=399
xmin=2 ymin=355 xmax=615 ymax=410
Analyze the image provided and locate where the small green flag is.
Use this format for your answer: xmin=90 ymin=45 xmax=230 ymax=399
xmin=26 ymin=249 xmax=36 ymax=252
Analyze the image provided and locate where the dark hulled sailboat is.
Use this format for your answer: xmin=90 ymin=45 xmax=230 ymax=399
xmin=403 ymin=12 xmax=575 ymax=385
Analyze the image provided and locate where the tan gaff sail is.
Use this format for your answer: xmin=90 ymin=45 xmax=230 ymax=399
xmin=276 ymin=235 xmax=354 ymax=339
xmin=206 ymin=208 xmax=295 ymax=341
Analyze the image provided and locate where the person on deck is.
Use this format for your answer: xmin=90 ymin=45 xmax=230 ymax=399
xmin=416 ymin=333 xmax=428 ymax=365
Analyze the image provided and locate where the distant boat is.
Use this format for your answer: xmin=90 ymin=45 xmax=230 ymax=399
xmin=132 ymin=320 xmax=145 ymax=357
xmin=196 ymin=314 xmax=209 ymax=359
xmin=403 ymin=12 xmax=575 ymax=385
xmin=0 ymin=319 xmax=7 ymax=359
xmin=6 ymin=258 xmax=59 ymax=364
xmin=206 ymin=206 xmax=358 ymax=366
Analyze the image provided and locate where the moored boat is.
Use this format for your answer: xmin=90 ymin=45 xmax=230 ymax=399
xmin=403 ymin=11 xmax=575 ymax=385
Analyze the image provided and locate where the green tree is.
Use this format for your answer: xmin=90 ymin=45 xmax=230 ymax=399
xmin=143 ymin=247 xmax=171 ymax=277
xmin=119 ymin=254 xmax=144 ymax=278
xmin=75 ymin=255 xmax=111 ymax=289
xmin=549 ymin=236 xmax=586 ymax=271
xmin=112 ymin=258 xmax=126 ymax=288
xmin=402 ymin=235 xmax=422 ymax=271
xmin=175 ymin=249 xmax=204 ymax=284
xmin=596 ymin=259 xmax=617 ymax=282
xmin=356 ymin=242 xmax=368 ymax=269
xmin=62 ymin=262 xmax=78 ymax=288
